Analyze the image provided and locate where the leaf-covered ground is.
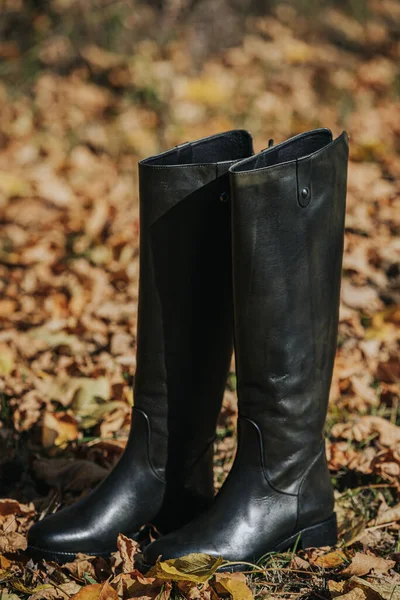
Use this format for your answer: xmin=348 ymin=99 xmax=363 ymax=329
xmin=0 ymin=1 xmax=399 ymax=598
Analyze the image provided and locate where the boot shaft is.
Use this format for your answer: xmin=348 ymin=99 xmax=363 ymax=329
xmin=229 ymin=129 xmax=349 ymax=492
xmin=135 ymin=130 xmax=254 ymax=480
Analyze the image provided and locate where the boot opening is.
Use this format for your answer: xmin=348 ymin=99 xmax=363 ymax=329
xmin=231 ymin=129 xmax=333 ymax=172
xmin=141 ymin=130 xmax=253 ymax=166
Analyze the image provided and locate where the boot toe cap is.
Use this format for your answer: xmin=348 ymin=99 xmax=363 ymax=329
xmin=27 ymin=506 xmax=110 ymax=561
xmin=28 ymin=515 xmax=81 ymax=561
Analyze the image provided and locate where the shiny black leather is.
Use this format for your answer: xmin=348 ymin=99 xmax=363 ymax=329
xmin=142 ymin=129 xmax=349 ymax=569
xmin=27 ymin=130 xmax=254 ymax=562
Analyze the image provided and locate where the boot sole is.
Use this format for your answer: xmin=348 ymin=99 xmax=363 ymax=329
xmin=137 ymin=513 xmax=338 ymax=573
xmin=27 ymin=544 xmax=114 ymax=564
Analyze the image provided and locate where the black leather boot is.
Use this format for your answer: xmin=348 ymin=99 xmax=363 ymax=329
xmin=141 ymin=129 xmax=349 ymax=570
xmin=27 ymin=130 xmax=254 ymax=562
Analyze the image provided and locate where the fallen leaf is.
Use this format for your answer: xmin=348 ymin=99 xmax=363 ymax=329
xmin=70 ymin=581 xmax=118 ymax=600
xmin=42 ymin=411 xmax=79 ymax=448
xmin=71 ymin=377 xmax=113 ymax=428
xmin=0 ymin=343 xmax=15 ymax=376
xmin=0 ymin=299 xmax=16 ymax=317
xmin=151 ymin=553 xmax=224 ymax=584
xmin=315 ymin=550 xmax=348 ymax=568
xmin=335 ymin=587 xmax=367 ymax=600
xmin=289 ymin=555 xmax=311 ymax=570
xmin=341 ymin=281 xmax=381 ymax=311
xmin=116 ymin=533 xmax=140 ymax=573
xmin=341 ymin=552 xmax=395 ymax=577
xmin=0 ymin=172 xmax=32 ymax=197
xmin=27 ymin=326 xmax=83 ymax=350
xmin=346 ymin=577 xmax=400 ymax=600
xmin=331 ymin=417 xmax=400 ymax=447
xmin=0 ymin=555 xmax=12 ymax=569
xmin=64 ymin=554 xmax=97 ymax=581
xmin=113 ymin=571 xmax=172 ymax=600
xmin=329 ymin=580 xmax=346 ymax=596
xmin=373 ymin=503 xmax=400 ymax=526
xmin=214 ymin=572 xmax=254 ymax=600
xmin=28 ymin=581 xmax=82 ymax=599
xmin=0 ymin=499 xmax=35 ymax=519
xmin=0 ymin=531 xmax=27 ymax=553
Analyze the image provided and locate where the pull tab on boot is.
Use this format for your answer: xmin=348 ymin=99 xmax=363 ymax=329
xmin=296 ymin=155 xmax=312 ymax=208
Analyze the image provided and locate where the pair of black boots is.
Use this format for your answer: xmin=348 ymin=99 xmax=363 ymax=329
xmin=28 ymin=128 xmax=349 ymax=570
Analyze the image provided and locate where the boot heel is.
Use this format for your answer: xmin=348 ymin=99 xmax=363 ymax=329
xmin=299 ymin=514 xmax=337 ymax=549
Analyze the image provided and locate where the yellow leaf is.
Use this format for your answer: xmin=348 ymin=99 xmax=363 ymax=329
xmin=0 ymin=343 xmax=15 ymax=376
xmin=0 ymin=554 xmax=12 ymax=569
xmin=151 ymin=553 xmax=224 ymax=584
xmin=0 ymin=172 xmax=32 ymax=198
xmin=329 ymin=579 xmax=346 ymax=597
xmin=182 ymin=77 xmax=231 ymax=107
xmin=282 ymin=39 xmax=314 ymax=64
xmin=315 ymin=550 xmax=348 ymax=568
xmin=214 ymin=572 xmax=255 ymax=600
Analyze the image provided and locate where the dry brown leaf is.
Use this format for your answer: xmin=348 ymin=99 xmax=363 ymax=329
xmin=377 ymin=359 xmax=400 ymax=384
xmin=177 ymin=580 xmax=219 ymax=599
xmin=346 ymin=576 xmax=400 ymax=600
xmin=64 ymin=554 xmax=97 ymax=580
xmin=113 ymin=571 xmax=172 ymax=599
xmin=289 ymin=555 xmax=311 ymax=570
xmin=12 ymin=390 xmax=43 ymax=432
xmin=0 ymin=499 xmax=35 ymax=519
xmin=341 ymin=281 xmax=381 ymax=311
xmin=331 ymin=417 xmax=400 ymax=447
xmin=340 ymin=552 xmax=395 ymax=577
xmin=28 ymin=581 xmax=82 ymax=599
xmin=335 ymin=587 xmax=367 ymax=600
xmin=0 ymin=531 xmax=27 ymax=553
xmin=115 ymin=533 xmax=140 ymax=573
xmin=373 ymin=503 xmax=400 ymax=526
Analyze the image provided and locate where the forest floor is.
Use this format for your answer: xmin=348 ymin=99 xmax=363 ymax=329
xmin=0 ymin=1 xmax=399 ymax=599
